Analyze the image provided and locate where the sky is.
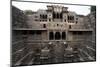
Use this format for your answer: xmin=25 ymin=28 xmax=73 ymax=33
xmin=12 ymin=1 xmax=91 ymax=16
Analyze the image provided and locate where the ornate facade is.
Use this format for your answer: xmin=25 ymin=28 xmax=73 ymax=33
xmin=12 ymin=5 xmax=96 ymax=66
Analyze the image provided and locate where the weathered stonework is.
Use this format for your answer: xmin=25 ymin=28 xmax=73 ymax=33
xmin=12 ymin=5 xmax=96 ymax=66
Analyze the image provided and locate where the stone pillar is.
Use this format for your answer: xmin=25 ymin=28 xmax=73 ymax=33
xmin=54 ymin=31 xmax=55 ymax=40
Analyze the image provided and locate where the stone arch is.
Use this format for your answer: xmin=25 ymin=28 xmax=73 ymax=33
xmin=55 ymin=32 xmax=61 ymax=40
xmin=49 ymin=32 xmax=54 ymax=40
xmin=62 ymin=32 xmax=66 ymax=40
